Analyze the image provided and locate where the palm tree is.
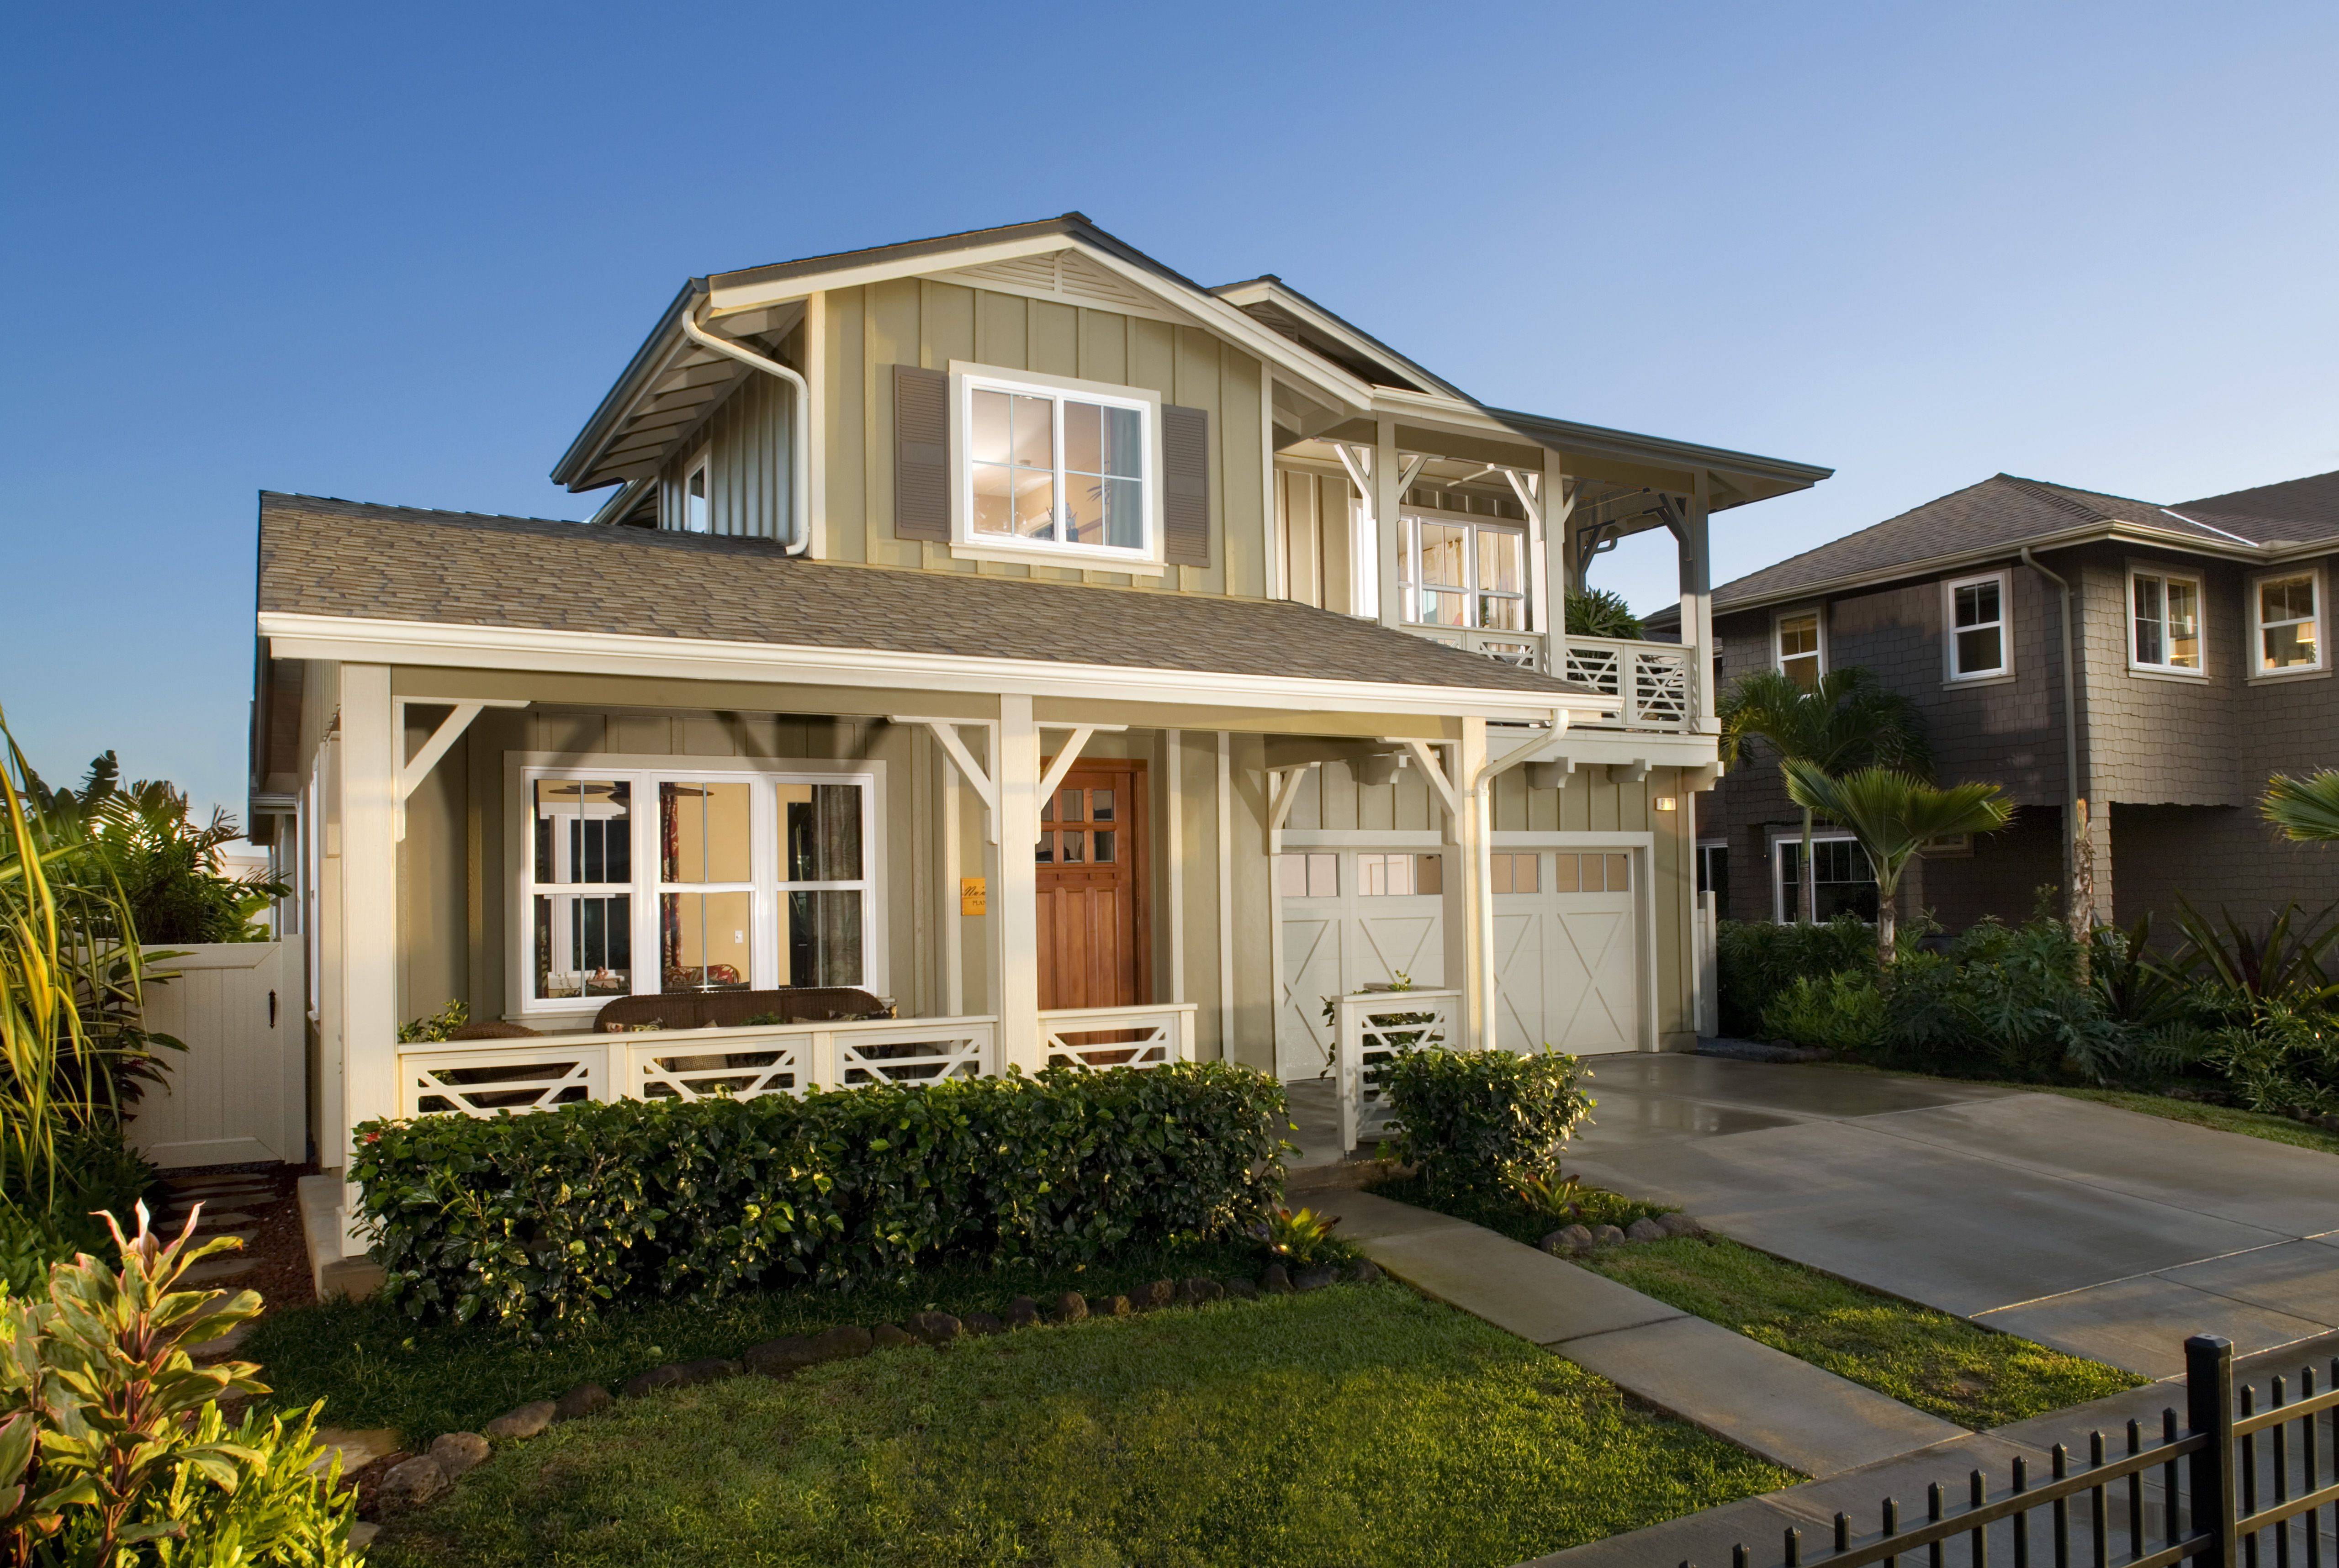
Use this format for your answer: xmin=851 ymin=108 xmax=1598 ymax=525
xmin=1719 ymin=668 xmax=1931 ymax=922
xmin=1782 ymin=761 xmax=2014 ymax=964
xmin=2263 ymin=771 xmax=2339 ymax=844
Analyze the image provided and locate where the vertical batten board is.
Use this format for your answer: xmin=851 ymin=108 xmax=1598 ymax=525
xmin=1230 ymin=736 xmax=1275 ymax=1071
xmin=1171 ymin=329 xmax=1223 ymax=596
xmin=1220 ymin=347 xmax=1265 ymax=598
xmin=1259 ymin=360 xmax=1279 ymax=601
xmin=865 ymin=278 xmax=922 ymax=570
xmin=1320 ymin=755 xmax=1360 ymax=831
xmin=1166 ymin=730 xmax=1185 ymax=1004
xmin=822 ymin=288 xmax=863 ymax=561
xmin=1216 ymin=731 xmax=1234 ymax=1057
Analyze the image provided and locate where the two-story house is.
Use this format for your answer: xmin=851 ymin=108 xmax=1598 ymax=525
xmin=1680 ymin=469 xmax=2338 ymax=934
xmin=242 ymin=215 xmax=1829 ymax=1282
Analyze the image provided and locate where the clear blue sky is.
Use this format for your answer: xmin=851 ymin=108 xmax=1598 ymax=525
xmin=5 ymin=2 xmax=2334 ymax=823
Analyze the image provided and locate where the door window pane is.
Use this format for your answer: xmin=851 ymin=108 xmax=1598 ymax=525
xmin=781 ymin=784 xmax=863 ymax=882
xmin=1060 ymin=830 xmax=1085 ymax=863
xmin=661 ymin=782 xmax=752 ymax=883
xmin=787 ymin=890 xmax=864 ymax=987
xmin=1605 ymin=854 xmax=1630 ymax=892
xmin=1093 ymin=830 xmax=1115 ymax=863
xmin=661 ymin=891 xmax=753 ymax=993
xmin=1090 ymin=789 xmax=1114 ymax=822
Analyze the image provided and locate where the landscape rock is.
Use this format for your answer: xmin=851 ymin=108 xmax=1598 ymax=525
xmin=377 ymin=1455 xmax=448 ymax=1511
xmin=1260 ymin=1264 xmax=1293 ymax=1294
xmin=1656 ymin=1212 xmax=1704 ymax=1238
xmin=1292 ymin=1267 xmax=1338 ymax=1292
xmin=872 ymin=1323 xmax=919 ymax=1350
xmin=553 ymin=1384 xmax=611 ymax=1421
xmin=622 ymin=1363 xmax=687 ymax=1399
xmin=482 ymin=1401 xmax=556 ymax=1441
xmin=428 ymin=1432 xmax=490 ymax=1481
xmin=1224 ymin=1278 xmax=1259 ymax=1299
xmin=1349 ymin=1260 xmax=1383 ymax=1283
xmin=1054 ymin=1292 xmax=1088 ymax=1324
xmin=1005 ymin=1295 xmax=1042 ymax=1328
xmin=962 ymin=1311 xmax=1005 ymax=1336
xmin=1625 ymin=1217 xmax=1667 ymax=1242
xmin=1141 ymin=1279 xmax=1177 ymax=1309
xmin=1182 ymin=1277 xmax=1225 ymax=1303
xmin=745 ymin=1336 xmax=821 ymax=1377
xmin=680 ymin=1356 xmax=741 ymax=1384
xmin=812 ymin=1325 xmax=874 ymax=1360
xmin=1099 ymin=1293 xmax=1134 ymax=1315
xmin=910 ymin=1311 xmax=963 ymax=1345
xmin=348 ymin=1522 xmax=380 ymax=1550
xmin=1590 ymin=1224 xmax=1626 ymax=1245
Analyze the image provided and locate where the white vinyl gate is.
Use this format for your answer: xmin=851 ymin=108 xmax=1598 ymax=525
xmin=129 ymin=943 xmax=305 ymax=1168
xmin=1275 ymin=845 xmax=1643 ymax=1077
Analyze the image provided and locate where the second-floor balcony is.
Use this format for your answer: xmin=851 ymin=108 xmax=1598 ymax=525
xmin=1401 ymin=624 xmax=1698 ymax=732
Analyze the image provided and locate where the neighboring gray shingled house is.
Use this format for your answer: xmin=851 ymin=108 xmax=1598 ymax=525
xmin=1655 ymin=470 xmax=2339 ymax=934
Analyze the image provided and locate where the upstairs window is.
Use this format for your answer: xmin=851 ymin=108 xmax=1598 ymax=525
xmin=683 ymin=454 xmax=711 ymax=533
xmin=2254 ymin=570 xmax=2323 ymax=674
xmin=1774 ymin=611 xmax=1822 ymax=689
xmin=955 ymin=370 xmax=1156 ymax=565
xmin=2129 ymin=568 xmax=2202 ymax=673
xmin=1402 ymin=513 xmax=1527 ymax=631
xmin=1945 ymin=571 xmax=2010 ymax=680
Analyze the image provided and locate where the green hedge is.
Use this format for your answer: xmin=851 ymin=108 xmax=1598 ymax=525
xmin=352 ymin=1063 xmax=1289 ymax=1331
xmin=1716 ymin=916 xmax=1878 ymax=1037
xmin=1379 ymin=1047 xmax=1593 ymax=1198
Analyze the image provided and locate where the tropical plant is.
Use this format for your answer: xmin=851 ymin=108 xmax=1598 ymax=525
xmin=1714 ymin=915 xmax=1880 ymax=1036
xmin=1759 ymin=970 xmax=1888 ymax=1052
xmin=2263 ymin=770 xmax=2339 ymax=844
xmin=0 ymin=714 xmax=179 ymax=1209
xmin=1256 ymin=1207 xmax=1350 ymax=1268
xmin=1510 ymin=1172 xmax=1587 ymax=1221
xmin=398 ymin=998 xmax=469 ymax=1044
xmin=1780 ymin=760 xmax=2015 ymax=964
xmin=25 ymin=754 xmax=283 ymax=945
xmin=1719 ymin=668 xmax=1931 ymax=922
xmin=1565 ymin=588 xmax=1644 ymax=639
xmin=2164 ymin=898 xmax=2338 ymax=1012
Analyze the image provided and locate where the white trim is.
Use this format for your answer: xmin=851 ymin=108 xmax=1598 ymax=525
xmin=1942 ymin=569 xmax=2012 ymax=682
xmin=948 ymin=361 xmax=1164 ymax=571
xmin=1768 ymin=828 xmax=1874 ymax=924
xmin=1399 ymin=507 xmax=1531 ymax=635
xmin=1166 ymin=731 xmax=1184 ymax=1005
xmin=2249 ymin=563 xmax=2327 ymax=678
xmin=1771 ymin=605 xmax=1825 ymax=685
xmin=259 ymin=612 xmax=1595 ymax=722
xmin=1280 ymin=829 xmax=1446 ymax=849
xmin=1216 ymin=732 xmax=1234 ymax=1059
xmin=680 ymin=448 xmax=712 ymax=534
xmin=2124 ymin=562 xmax=2207 ymax=677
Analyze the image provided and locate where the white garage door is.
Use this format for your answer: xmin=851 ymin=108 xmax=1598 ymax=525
xmin=1492 ymin=850 xmax=1640 ymax=1055
xmin=1274 ymin=850 xmax=1445 ymax=1080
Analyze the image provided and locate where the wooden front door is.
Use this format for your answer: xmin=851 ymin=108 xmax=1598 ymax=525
xmin=1036 ymin=760 xmax=1148 ymax=1011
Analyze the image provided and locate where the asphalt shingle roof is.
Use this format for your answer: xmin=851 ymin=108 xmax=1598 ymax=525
xmin=2174 ymin=470 xmax=2339 ymax=545
xmin=257 ymin=493 xmax=1599 ymax=698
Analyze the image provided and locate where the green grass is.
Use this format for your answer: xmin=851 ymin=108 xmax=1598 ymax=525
xmin=368 ymin=1284 xmax=1797 ymax=1568
xmin=249 ymin=1239 xmax=1273 ymax=1445
xmin=1576 ymin=1235 xmax=2143 ymax=1428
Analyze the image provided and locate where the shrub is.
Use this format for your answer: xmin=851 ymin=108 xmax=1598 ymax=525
xmin=352 ymin=1061 xmax=1291 ymax=1331
xmin=2207 ymin=1001 xmax=2339 ymax=1117
xmin=1759 ymin=971 xmax=1886 ymax=1053
xmin=1379 ymin=1047 xmax=1593 ymax=1199
xmin=1716 ymin=916 xmax=1877 ymax=1037
xmin=0 ymin=1127 xmax=156 ymax=1296
xmin=1256 ymin=1206 xmax=1354 ymax=1268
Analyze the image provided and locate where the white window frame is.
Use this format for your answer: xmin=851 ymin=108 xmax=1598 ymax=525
xmin=1770 ymin=830 xmax=1878 ymax=924
xmin=1399 ymin=506 xmax=1532 ymax=634
xmin=508 ymin=755 xmax=883 ymax=1021
xmin=1942 ymin=570 xmax=2012 ymax=682
xmin=1695 ymin=839 xmax=1728 ymax=899
xmin=947 ymin=361 xmax=1165 ymax=574
xmin=1771 ymin=607 xmax=1826 ymax=686
xmin=2249 ymin=565 xmax=2327 ymax=678
xmin=2126 ymin=563 xmax=2206 ymax=676
xmin=680 ymin=449 xmax=712 ymax=534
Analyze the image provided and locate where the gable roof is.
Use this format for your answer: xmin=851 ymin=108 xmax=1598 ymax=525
xmin=255 ymin=493 xmax=1605 ymax=708
xmin=2173 ymin=470 xmax=2339 ymax=545
xmin=1698 ymin=471 xmax=2337 ymax=615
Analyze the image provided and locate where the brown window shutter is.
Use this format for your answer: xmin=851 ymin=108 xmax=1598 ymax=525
xmin=1161 ymin=402 xmax=1210 ymax=567
xmin=893 ymin=364 xmax=949 ymax=542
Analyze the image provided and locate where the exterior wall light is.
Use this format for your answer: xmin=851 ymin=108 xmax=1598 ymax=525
xmin=1654 ymin=796 xmax=1678 ymax=812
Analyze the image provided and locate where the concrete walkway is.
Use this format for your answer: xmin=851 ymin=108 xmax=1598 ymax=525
xmin=1565 ymin=1056 xmax=2339 ymax=1377
xmin=1312 ymin=1190 xmax=1966 ymax=1478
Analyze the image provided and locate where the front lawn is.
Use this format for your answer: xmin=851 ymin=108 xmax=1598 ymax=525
xmin=369 ymin=1284 xmax=1797 ymax=1568
xmin=1577 ymin=1235 xmax=2143 ymax=1427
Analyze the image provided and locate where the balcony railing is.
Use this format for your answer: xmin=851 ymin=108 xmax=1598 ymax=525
xmin=1334 ymin=987 xmax=1464 ymax=1151
xmin=1400 ymin=625 xmax=1698 ymax=732
xmin=397 ymin=1003 xmax=1197 ymax=1119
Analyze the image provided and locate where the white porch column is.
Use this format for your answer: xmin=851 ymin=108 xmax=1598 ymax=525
xmin=1374 ymin=417 xmax=1404 ymax=628
xmin=336 ymin=664 xmax=399 ymax=1243
xmin=1684 ymin=474 xmax=1717 ymax=732
xmin=1436 ymin=718 xmax=1493 ymax=1050
xmin=993 ymin=694 xmax=1042 ymax=1072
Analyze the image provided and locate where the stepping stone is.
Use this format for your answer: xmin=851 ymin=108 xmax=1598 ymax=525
xmin=309 ymin=1426 xmax=400 ymax=1476
xmin=180 ymin=1257 xmax=257 ymax=1284
xmin=190 ymin=1322 xmax=257 ymax=1361
xmin=189 ymin=1212 xmax=260 ymax=1230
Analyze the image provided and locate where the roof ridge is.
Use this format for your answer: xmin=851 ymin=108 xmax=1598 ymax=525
xmin=260 ymin=490 xmax=584 ymax=529
xmin=1705 ymin=474 xmax=2015 ymax=597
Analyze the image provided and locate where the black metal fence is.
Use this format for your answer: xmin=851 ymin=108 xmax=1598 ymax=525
xmin=1692 ymin=1336 xmax=2337 ymax=1568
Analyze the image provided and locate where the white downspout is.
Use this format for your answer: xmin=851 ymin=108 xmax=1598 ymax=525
xmin=680 ymin=301 xmax=813 ymax=555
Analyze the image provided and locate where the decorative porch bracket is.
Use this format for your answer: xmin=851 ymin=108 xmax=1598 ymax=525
xmin=891 ymin=716 xmax=1124 ymax=846
xmin=391 ymin=698 xmax=529 ymax=841
xmin=1265 ymin=762 xmax=1316 ymax=854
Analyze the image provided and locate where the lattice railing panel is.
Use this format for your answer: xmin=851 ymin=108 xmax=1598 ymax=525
xmin=1334 ymin=989 xmax=1462 ymax=1153
xmin=836 ymin=1025 xmax=991 ymax=1087
xmin=402 ymin=1045 xmax=607 ymax=1118
xmin=1040 ymin=1004 xmax=1196 ymax=1071
xmin=632 ymin=1039 xmax=806 ymax=1102
xmin=1630 ymin=645 xmax=1692 ymax=726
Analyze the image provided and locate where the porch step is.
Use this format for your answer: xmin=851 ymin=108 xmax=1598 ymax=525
xmin=297 ymin=1174 xmax=384 ymax=1302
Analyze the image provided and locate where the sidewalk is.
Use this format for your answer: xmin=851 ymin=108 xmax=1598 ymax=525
xmin=1311 ymin=1190 xmax=1967 ymax=1479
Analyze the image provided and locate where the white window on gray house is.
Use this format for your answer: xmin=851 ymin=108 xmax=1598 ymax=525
xmin=1696 ymin=841 xmax=1728 ymax=907
xmin=1402 ymin=513 xmax=1528 ymax=633
xmin=2254 ymin=571 xmax=2322 ymax=673
xmin=1945 ymin=572 xmax=2009 ymax=680
xmin=2130 ymin=570 xmax=2202 ymax=672
xmin=1773 ymin=835 xmax=1878 ymax=923
xmin=1774 ymin=611 xmax=1822 ymax=690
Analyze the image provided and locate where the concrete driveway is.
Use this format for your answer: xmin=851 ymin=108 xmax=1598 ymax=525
xmin=1563 ymin=1056 xmax=2339 ymax=1377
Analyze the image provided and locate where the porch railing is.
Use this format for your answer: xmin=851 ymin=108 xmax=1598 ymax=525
xmin=1561 ymin=634 xmax=1696 ymax=730
xmin=1693 ymin=1334 xmax=2330 ymax=1568
xmin=397 ymin=1004 xmax=1194 ymax=1119
xmin=1333 ymin=987 xmax=1464 ymax=1153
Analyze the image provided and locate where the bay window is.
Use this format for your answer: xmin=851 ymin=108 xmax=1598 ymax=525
xmin=522 ymin=764 xmax=876 ymax=1014
xmin=1401 ymin=512 xmax=1527 ymax=632
xmin=2253 ymin=570 xmax=2323 ymax=674
xmin=2129 ymin=568 xmax=2203 ymax=673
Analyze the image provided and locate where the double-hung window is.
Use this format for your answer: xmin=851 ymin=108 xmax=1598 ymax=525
xmin=2129 ymin=568 xmax=2203 ymax=673
xmin=522 ymin=766 xmax=876 ymax=1014
xmin=2253 ymin=570 xmax=2323 ymax=674
xmin=1945 ymin=571 xmax=2010 ymax=680
xmin=1774 ymin=611 xmax=1823 ymax=689
xmin=1773 ymin=834 xmax=1878 ymax=923
xmin=955 ymin=368 xmax=1158 ymax=567
xmin=1401 ymin=512 xmax=1528 ymax=633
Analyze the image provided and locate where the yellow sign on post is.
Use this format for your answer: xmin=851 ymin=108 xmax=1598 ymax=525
xmin=959 ymin=877 xmax=987 ymax=916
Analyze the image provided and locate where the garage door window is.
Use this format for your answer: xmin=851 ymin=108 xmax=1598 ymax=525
xmin=1276 ymin=852 xmax=1339 ymax=898
xmin=1490 ymin=852 xmax=1539 ymax=893
xmin=1552 ymin=852 xmax=1630 ymax=893
xmin=1358 ymin=852 xmax=1442 ymax=896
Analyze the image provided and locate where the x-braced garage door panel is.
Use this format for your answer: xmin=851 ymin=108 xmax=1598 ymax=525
xmin=1273 ymin=849 xmax=1444 ymax=1081
xmin=1492 ymin=850 xmax=1639 ymax=1056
